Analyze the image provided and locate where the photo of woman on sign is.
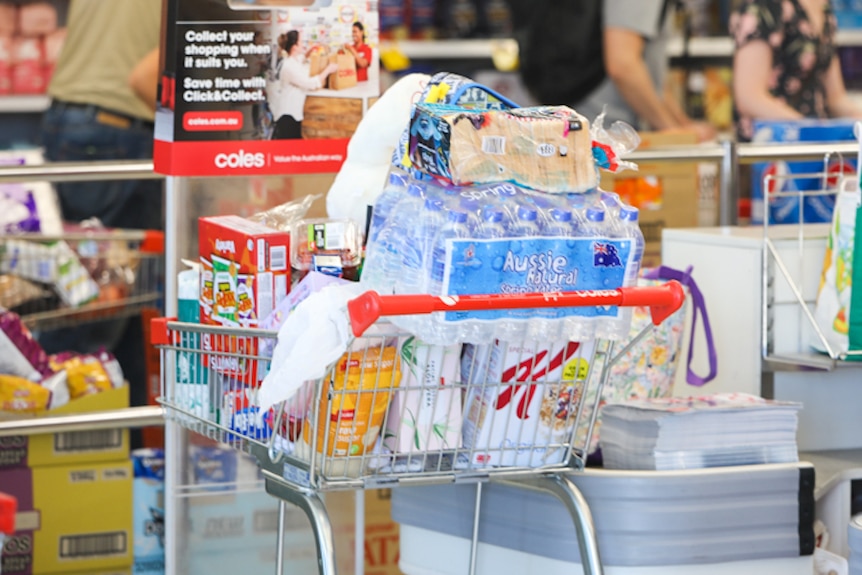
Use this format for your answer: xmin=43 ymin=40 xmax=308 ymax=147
xmin=270 ymin=30 xmax=336 ymax=139
xmin=344 ymin=21 xmax=371 ymax=82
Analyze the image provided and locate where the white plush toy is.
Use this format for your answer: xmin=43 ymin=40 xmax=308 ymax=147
xmin=326 ymin=73 xmax=431 ymax=229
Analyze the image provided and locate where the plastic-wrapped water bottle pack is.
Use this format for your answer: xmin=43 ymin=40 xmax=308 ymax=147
xmin=362 ymin=170 xmax=644 ymax=345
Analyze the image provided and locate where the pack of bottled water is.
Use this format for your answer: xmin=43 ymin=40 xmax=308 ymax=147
xmin=362 ymin=168 xmax=645 ymax=346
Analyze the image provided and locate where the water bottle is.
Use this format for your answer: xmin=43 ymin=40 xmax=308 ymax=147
xmin=619 ymin=207 xmax=645 ymax=287
xmin=531 ymin=207 xmax=578 ymax=341
xmin=369 ymin=171 xmax=407 ymax=244
xmin=428 ymin=210 xmax=472 ymax=343
xmin=388 ymin=183 xmax=426 ymax=295
xmin=583 ymin=206 xmax=606 ymax=238
xmin=498 ymin=205 xmax=540 ymax=341
xmin=475 ymin=207 xmax=508 ymax=239
xmin=402 ymin=196 xmax=445 ymax=295
xmin=600 ymin=207 xmax=645 ymax=341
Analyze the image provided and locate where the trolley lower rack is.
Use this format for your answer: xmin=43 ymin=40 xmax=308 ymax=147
xmin=153 ymin=283 xmax=684 ymax=575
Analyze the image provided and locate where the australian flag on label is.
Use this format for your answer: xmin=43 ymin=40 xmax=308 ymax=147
xmin=593 ymin=242 xmax=622 ymax=268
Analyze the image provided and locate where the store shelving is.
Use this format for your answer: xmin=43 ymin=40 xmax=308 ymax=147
xmin=0 ymin=95 xmax=51 ymax=114
xmin=381 ymin=32 xmax=862 ymax=63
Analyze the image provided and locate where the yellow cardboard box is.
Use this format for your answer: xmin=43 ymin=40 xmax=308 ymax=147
xmin=0 ymin=387 xmax=130 ymax=469
xmin=1 ymin=460 xmax=133 ymax=575
xmin=330 ymin=489 xmax=401 ymax=575
xmin=600 ymin=132 xmax=700 ymax=268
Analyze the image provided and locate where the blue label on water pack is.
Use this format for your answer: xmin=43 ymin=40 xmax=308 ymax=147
xmin=443 ymin=236 xmax=632 ymax=322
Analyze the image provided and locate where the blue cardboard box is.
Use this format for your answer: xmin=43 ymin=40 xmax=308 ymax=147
xmin=132 ymin=449 xmax=165 ymax=575
xmin=751 ymin=119 xmax=857 ymax=224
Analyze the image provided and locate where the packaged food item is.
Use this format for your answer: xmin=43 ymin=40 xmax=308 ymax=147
xmin=0 ymin=374 xmax=51 ymax=412
xmin=247 ymin=194 xmax=320 ymax=233
xmin=0 ymin=310 xmax=52 ymax=381
xmin=460 ymin=340 xmax=594 ymax=468
xmin=17 ymin=1 xmax=57 ymax=36
xmin=222 ymin=385 xmax=272 ymax=441
xmin=198 ymin=215 xmax=291 ymax=328
xmin=0 ymin=3 xmax=17 ymax=37
xmin=303 ymin=346 xmax=401 ymax=457
xmin=291 ymin=218 xmax=363 ymax=281
xmin=131 ymin=448 xmax=165 ymax=575
xmin=190 ymin=444 xmax=238 ymax=490
xmin=11 ymin=36 xmax=45 ymax=94
xmin=0 ymin=181 xmax=63 ymax=235
xmin=177 ymin=261 xmax=212 ymax=420
xmin=0 ymin=239 xmax=100 ymax=307
xmin=382 ymin=339 xmax=462 ymax=467
xmin=51 ymin=351 xmax=124 ymax=399
xmin=0 ymin=274 xmax=54 ymax=314
xmin=407 ymin=103 xmax=596 ymax=193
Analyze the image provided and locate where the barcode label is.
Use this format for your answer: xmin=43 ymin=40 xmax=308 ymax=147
xmin=59 ymin=531 xmax=127 ymax=558
xmin=481 ymin=136 xmax=506 ymax=155
xmin=270 ymin=245 xmax=287 ymax=271
xmin=323 ymin=222 xmax=345 ymax=250
xmin=258 ymin=271 xmax=274 ymax=321
xmin=54 ymin=430 xmax=122 ymax=453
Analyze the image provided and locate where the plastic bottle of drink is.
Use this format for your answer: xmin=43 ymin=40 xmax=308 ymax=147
xmin=619 ymin=207 xmax=645 ymax=287
xmin=401 ymin=196 xmax=445 ymax=295
xmin=600 ymin=207 xmax=645 ymax=341
xmin=475 ymin=207 xmax=508 ymax=239
xmin=533 ymin=207 xmax=578 ymax=341
xmin=427 ymin=209 xmax=472 ymax=343
xmin=467 ymin=207 xmax=509 ymax=343
xmin=387 ymin=182 xmax=426 ymax=295
xmin=497 ymin=204 xmax=541 ymax=342
xmin=368 ymin=171 xmax=408 ymax=244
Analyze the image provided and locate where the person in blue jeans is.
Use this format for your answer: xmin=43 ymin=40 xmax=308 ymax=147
xmin=39 ymin=0 xmax=163 ymax=443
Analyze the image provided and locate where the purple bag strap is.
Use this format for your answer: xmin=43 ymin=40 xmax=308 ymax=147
xmin=643 ymin=265 xmax=717 ymax=386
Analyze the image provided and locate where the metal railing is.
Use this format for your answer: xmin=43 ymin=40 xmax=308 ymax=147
xmin=0 ymin=406 xmax=164 ymax=436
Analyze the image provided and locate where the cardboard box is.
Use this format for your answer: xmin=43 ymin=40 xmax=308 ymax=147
xmin=198 ymin=215 xmax=290 ymax=329
xmin=750 ymin=119 xmax=857 ymax=224
xmin=131 ymin=449 xmax=164 ymax=575
xmin=600 ymin=132 xmax=700 ymax=268
xmin=0 ymin=460 xmax=133 ymax=575
xmin=0 ymin=386 xmax=130 ymax=470
xmin=460 ymin=341 xmax=594 ymax=468
xmin=330 ymin=490 xmax=401 ymax=575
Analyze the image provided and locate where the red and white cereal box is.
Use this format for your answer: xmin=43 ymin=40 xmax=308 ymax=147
xmin=17 ymin=1 xmax=57 ymax=37
xmin=198 ymin=215 xmax=291 ymax=329
xmin=0 ymin=36 xmax=12 ymax=95
xmin=198 ymin=215 xmax=290 ymax=384
xmin=460 ymin=339 xmax=595 ymax=468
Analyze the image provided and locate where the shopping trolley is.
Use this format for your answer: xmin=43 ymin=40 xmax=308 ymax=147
xmin=0 ymin=229 xmax=165 ymax=331
xmin=0 ymin=491 xmax=16 ymax=574
xmin=152 ymin=282 xmax=685 ymax=575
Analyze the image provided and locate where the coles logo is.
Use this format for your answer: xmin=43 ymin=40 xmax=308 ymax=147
xmin=214 ymin=150 xmax=265 ymax=169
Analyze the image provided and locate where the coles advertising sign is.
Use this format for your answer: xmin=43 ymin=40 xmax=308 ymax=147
xmin=154 ymin=0 xmax=380 ymax=176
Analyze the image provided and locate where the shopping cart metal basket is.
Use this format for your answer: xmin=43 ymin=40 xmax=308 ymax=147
xmin=153 ymin=282 xmax=685 ymax=575
xmin=0 ymin=229 xmax=164 ymax=331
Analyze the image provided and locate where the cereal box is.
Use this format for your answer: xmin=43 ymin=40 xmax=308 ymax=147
xmin=460 ymin=340 xmax=595 ymax=468
xmin=198 ymin=215 xmax=290 ymax=329
xmin=199 ymin=216 xmax=290 ymax=385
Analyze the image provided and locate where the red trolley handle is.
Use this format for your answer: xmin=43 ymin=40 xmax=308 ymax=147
xmin=347 ymin=281 xmax=686 ymax=338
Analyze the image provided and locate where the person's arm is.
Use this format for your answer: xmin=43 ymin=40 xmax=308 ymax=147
xmin=733 ymin=40 xmax=804 ymax=120
xmin=823 ymin=56 xmax=862 ymax=119
xmin=345 ymin=43 xmax=369 ymax=69
xmin=603 ymin=26 xmax=679 ymax=130
xmin=282 ymin=57 xmax=333 ymax=91
xmin=128 ymin=48 xmax=160 ymax=112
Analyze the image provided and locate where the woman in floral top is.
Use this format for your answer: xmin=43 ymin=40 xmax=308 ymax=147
xmin=731 ymin=0 xmax=862 ymax=141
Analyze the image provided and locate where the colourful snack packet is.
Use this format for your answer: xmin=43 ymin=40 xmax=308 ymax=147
xmin=304 ymin=346 xmax=401 ymax=457
xmin=0 ymin=374 xmax=52 ymax=412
